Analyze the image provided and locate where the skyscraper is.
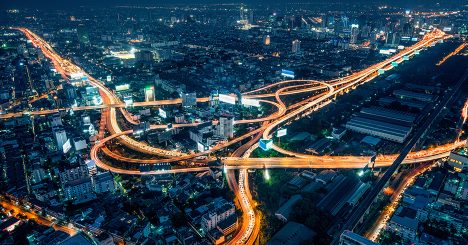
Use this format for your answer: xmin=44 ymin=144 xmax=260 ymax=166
xmin=53 ymin=127 xmax=68 ymax=151
xmin=350 ymin=24 xmax=359 ymax=44
xmin=218 ymin=115 xmax=234 ymax=138
xmin=144 ymin=86 xmax=155 ymax=102
xmin=292 ymin=39 xmax=301 ymax=53
xmin=182 ymin=92 xmax=197 ymax=107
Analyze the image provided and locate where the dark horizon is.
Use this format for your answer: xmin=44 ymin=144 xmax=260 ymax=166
xmin=1 ymin=0 xmax=465 ymax=10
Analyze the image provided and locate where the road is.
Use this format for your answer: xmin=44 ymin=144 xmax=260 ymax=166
xmin=8 ymin=27 xmax=455 ymax=245
xmin=335 ymin=68 xmax=467 ymax=242
xmin=0 ymin=198 xmax=77 ymax=235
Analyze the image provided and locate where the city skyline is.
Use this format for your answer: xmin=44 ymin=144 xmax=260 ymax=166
xmin=0 ymin=2 xmax=466 ymax=245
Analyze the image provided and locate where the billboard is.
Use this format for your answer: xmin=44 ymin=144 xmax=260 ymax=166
xmin=397 ymin=45 xmax=405 ymax=50
xmin=219 ymin=94 xmax=236 ymax=105
xmin=442 ymin=27 xmax=452 ymax=32
xmin=106 ymin=75 xmax=112 ymax=82
xmin=379 ymin=49 xmax=391 ymax=55
xmin=241 ymin=98 xmax=260 ymax=107
xmin=115 ymin=84 xmax=130 ymax=91
xmin=158 ymin=108 xmax=167 ymax=118
xmin=281 ymin=69 xmax=295 ymax=78
xmin=63 ymin=139 xmax=71 ymax=154
xmin=124 ymin=95 xmax=133 ymax=107
xmin=277 ymin=128 xmax=287 ymax=137
xmin=259 ymin=139 xmax=273 ymax=151
xmin=70 ymin=72 xmax=84 ymax=80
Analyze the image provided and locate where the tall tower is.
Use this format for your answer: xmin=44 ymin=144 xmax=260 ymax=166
xmin=292 ymin=39 xmax=301 ymax=53
xmin=350 ymin=24 xmax=359 ymax=44
xmin=218 ymin=115 xmax=234 ymax=138
xmin=144 ymin=86 xmax=155 ymax=102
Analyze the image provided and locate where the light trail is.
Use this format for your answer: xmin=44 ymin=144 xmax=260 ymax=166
xmin=10 ymin=27 xmax=455 ymax=245
xmin=436 ymin=43 xmax=466 ymax=66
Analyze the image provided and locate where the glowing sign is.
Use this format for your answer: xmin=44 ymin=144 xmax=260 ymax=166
xmin=281 ymin=69 xmax=295 ymax=78
xmin=397 ymin=45 xmax=405 ymax=50
xmin=219 ymin=94 xmax=236 ymax=105
xmin=403 ymin=56 xmax=409 ymax=61
xmin=124 ymin=95 xmax=133 ymax=107
xmin=379 ymin=49 xmax=391 ymax=55
xmin=70 ymin=72 xmax=84 ymax=80
xmin=241 ymin=98 xmax=260 ymax=107
xmin=158 ymin=108 xmax=167 ymax=118
xmin=259 ymin=139 xmax=273 ymax=151
xmin=107 ymin=75 xmax=112 ymax=82
xmin=378 ymin=69 xmax=386 ymax=74
xmin=414 ymin=50 xmax=420 ymax=55
xmin=277 ymin=128 xmax=287 ymax=137
xmin=443 ymin=27 xmax=452 ymax=32
xmin=391 ymin=62 xmax=398 ymax=67
xmin=63 ymin=139 xmax=71 ymax=154
xmin=115 ymin=84 xmax=130 ymax=91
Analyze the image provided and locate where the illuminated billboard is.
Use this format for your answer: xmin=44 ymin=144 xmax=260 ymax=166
xmin=158 ymin=108 xmax=167 ymax=118
xmin=281 ymin=69 xmax=295 ymax=78
xmin=124 ymin=95 xmax=133 ymax=107
xmin=115 ymin=84 xmax=130 ymax=91
xmin=277 ymin=128 xmax=287 ymax=137
xmin=70 ymin=72 xmax=84 ymax=80
xmin=241 ymin=98 xmax=260 ymax=107
xmin=379 ymin=49 xmax=391 ymax=55
xmin=259 ymin=139 xmax=273 ymax=151
xmin=219 ymin=94 xmax=236 ymax=105
xmin=107 ymin=75 xmax=112 ymax=82
xmin=63 ymin=139 xmax=71 ymax=154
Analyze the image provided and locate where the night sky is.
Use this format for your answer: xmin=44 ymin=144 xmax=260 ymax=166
xmin=1 ymin=0 xmax=464 ymax=10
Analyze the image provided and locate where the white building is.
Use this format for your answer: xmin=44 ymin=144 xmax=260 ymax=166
xmin=218 ymin=116 xmax=234 ymax=139
xmin=59 ymin=163 xmax=89 ymax=184
xmin=292 ymin=39 xmax=301 ymax=53
xmin=73 ymin=138 xmax=88 ymax=151
xmin=64 ymin=177 xmax=95 ymax=203
xmin=201 ymin=203 xmax=235 ymax=232
xmin=53 ymin=127 xmax=68 ymax=151
xmin=447 ymin=149 xmax=468 ymax=171
xmin=51 ymin=114 xmax=63 ymax=127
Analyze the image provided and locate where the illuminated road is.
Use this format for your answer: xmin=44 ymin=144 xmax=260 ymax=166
xmin=9 ymin=27 xmax=456 ymax=245
xmin=364 ymin=162 xmax=434 ymax=241
xmin=0 ymin=198 xmax=77 ymax=235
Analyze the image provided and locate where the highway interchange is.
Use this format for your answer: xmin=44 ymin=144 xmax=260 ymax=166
xmin=6 ymin=27 xmax=464 ymax=244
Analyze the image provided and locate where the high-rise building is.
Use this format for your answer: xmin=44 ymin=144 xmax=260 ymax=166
xmin=263 ymin=35 xmax=271 ymax=46
xmin=182 ymin=92 xmax=197 ymax=107
xmin=51 ymin=114 xmax=63 ymax=127
xmin=350 ymin=24 xmax=359 ymax=44
xmin=135 ymin=50 xmax=154 ymax=63
xmin=218 ymin=115 xmax=234 ymax=138
xmin=292 ymin=39 xmax=301 ymax=53
xmin=53 ymin=127 xmax=68 ymax=151
xmin=144 ymin=86 xmax=155 ymax=102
